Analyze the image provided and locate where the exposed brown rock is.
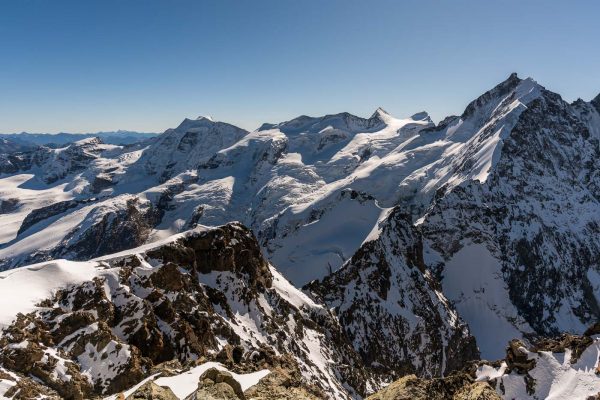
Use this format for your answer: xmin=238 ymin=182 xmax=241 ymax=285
xmin=532 ymin=333 xmax=593 ymax=364
xmin=366 ymin=373 xmax=500 ymax=400
xmin=125 ymin=381 xmax=178 ymax=400
xmin=244 ymin=367 xmax=321 ymax=400
xmin=505 ymin=340 xmax=535 ymax=374
xmin=3 ymin=376 xmax=62 ymax=399
xmin=188 ymin=367 xmax=245 ymax=400
xmin=150 ymin=359 xmax=184 ymax=377
xmin=0 ymin=223 xmax=374 ymax=399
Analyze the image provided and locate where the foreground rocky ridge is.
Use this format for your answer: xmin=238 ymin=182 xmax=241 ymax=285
xmin=0 ymin=222 xmax=474 ymax=399
xmin=366 ymin=326 xmax=600 ymax=400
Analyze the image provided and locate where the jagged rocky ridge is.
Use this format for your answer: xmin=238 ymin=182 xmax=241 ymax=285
xmin=420 ymin=75 xmax=600 ymax=357
xmin=366 ymin=324 xmax=600 ymax=400
xmin=0 ymin=222 xmax=455 ymax=399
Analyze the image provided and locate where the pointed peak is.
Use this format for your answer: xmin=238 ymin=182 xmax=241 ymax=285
xmin=196 ymin=115 xmax=215 ymax=122
xmin=592 ymin=93 xmax=600 ymax=113
xmin=370 ymin=107 xmax=391 ymax=120
xmin=497 ymin=72 xmax=523 ymax=92
xmin=461 ymin=73 xmax=530 ymax=120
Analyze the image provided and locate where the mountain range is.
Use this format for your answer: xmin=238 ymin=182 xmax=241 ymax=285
xmin=0 ymin=73 xmax=599 ymax=399
xmin=0 ymin=131 xmax=157 ymax=147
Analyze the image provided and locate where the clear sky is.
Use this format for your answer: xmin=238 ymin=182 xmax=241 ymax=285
xmin=1 ymin=0 xmax=599 ymax=133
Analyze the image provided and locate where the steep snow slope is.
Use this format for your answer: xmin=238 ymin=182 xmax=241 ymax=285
xmin=440 ymin=243 xmax=533 ymax=360
xmin=0 ymin=259 xmax=98 ymax=328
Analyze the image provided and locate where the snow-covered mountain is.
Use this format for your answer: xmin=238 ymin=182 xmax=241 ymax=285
xmin=420 ymin=76 xmax=600 ymax=358
xmin=1 ymin=73 xmax=600 ymax=399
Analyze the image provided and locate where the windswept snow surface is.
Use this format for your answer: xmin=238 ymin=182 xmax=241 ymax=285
xmin=104 ymin=362 xmax=269 ymax=400
xmin=153 ymin=362 xmax=269 ymax=399
xmin=477 ymin=339 xmax=600 ymax=399
xmin=0 ymin=259 xmax=99 ymax=329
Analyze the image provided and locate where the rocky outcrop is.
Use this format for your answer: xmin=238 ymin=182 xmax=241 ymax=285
xmin=188 ymin=368 xmax=245 ymax=400
xmin=17 ymin=200 xmax=80 ymax=235
xmin=126 ymin=381 xmax=178 ymax=399
xmin=244 ymin=366 xmax=321 ymax=400
xmin=0 ymin=223 xmax=374 ymax=399
xmin=0 ymin=198 xmax=19 ymax=214
xmin=307 ymin=208 xmax=479 ymax=381
xmin=366 ymin=373 xmax=500 ymax=400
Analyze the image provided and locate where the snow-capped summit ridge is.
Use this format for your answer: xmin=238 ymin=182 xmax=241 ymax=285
xmin=370 ymin=106 xmax=390 ymax=118
xmin=461 ymin=72 xmax=526 ymax=119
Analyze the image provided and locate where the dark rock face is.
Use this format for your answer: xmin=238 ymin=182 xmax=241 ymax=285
xmin=0 ymin=196 xmax=161 ymax=271
xmin=0 ymin=223 xmax=374 ymax=399
xmin=461 ymin=73 xmax=521 ymax=120
xmin=592 ymin=93 xmax=600 ymax=114
xmin=18 ymin=200 xmax=80 ymax=235
xmin=0 ymin=198 xmax=19 ymax=214
xmin=57 ymin=197 xmax=159 ymax=260
xmin=307 ymin=208 xmax=479 ymax=381
xmin=0 ymin=150 xmax=41 ymax=175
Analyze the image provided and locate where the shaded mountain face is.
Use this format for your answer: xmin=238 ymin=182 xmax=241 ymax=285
xmin=306 ymin=208 xmax=479 ymax=379
xmin=0 ymin=74 xmax=600 ymax=398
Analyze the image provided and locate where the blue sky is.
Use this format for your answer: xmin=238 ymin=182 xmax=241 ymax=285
xmin=1 ymin=0 xmax=599 ymax=133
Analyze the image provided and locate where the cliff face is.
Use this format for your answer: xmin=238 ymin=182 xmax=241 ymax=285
xmin=420 ymin=87 xmax=600 ymax=358
xmin=307 ymin=208 xmax=478 ymax=381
